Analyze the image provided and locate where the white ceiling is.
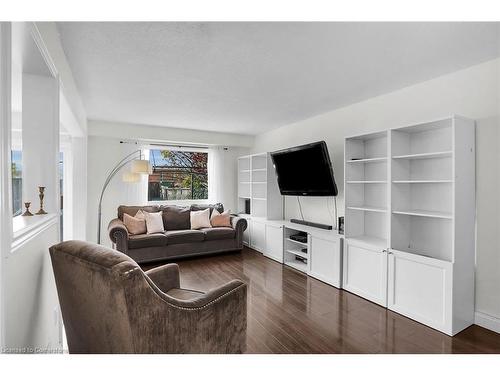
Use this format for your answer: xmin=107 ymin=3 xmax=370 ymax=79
xmin=57 ymin=22 xmax=499 ymax=135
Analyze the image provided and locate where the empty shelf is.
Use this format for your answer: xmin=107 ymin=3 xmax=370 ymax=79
xmin=392 ymin=180 xmax=453 ymax=184
xmin=392 ymin=151 xmax=452 ymax=160
xmin=347 ymin=205 xmax=387 ymax=213
xmin=346 ymin=157 xmax=387 ymax=164
xmin=347 ymin=235 xmax=387 ymax=249
xmin=346 ymin=181 xmax=387 ymax=184
xmin=392 ymin=209 xmax=452 ymax=219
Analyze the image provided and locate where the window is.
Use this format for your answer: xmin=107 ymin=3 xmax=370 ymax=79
xmin=11 ymin=150 xmax=22 ymax=216
xmin=148 ymin=149 xmax=208 ymax=201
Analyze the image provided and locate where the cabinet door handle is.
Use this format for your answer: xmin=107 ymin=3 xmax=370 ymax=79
xmin=382 ymin=249 xmax=387 ymax=253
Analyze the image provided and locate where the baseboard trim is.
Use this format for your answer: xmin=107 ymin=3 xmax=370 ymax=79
xmin=475 ymin=311 xmax=500 ymax=334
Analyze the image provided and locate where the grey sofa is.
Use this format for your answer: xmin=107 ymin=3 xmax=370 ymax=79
xmin=108 ymin=203 xmax=247 ymax=264
xmin=49 ymin=240 xmax=247 ymax=353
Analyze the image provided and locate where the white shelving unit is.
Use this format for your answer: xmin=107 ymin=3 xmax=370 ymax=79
xmin=343 ymin=116 xmax=475 ymax=336
xmin=344 ymin=130 xmax=389 ymax=248
xmin=283 ymin=226 xmax=309 ymax=272
xmin=237 ymin=152 xmax=282 ymax=249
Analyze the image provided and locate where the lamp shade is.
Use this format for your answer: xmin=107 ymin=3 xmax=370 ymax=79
xmin=122 ymin=171 xmax=141 ymax=183
xmin=131 ymin=159 xmax=151 ymax=174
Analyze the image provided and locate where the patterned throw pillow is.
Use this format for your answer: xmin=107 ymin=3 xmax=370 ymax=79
xmin=190 ymin=208 xmax=212 ymax=230
xmin=210 ymin=209 xmax=232 ymax=227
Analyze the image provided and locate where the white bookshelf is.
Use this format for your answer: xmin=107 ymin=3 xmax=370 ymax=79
xmin=343 ymin=116 xmax=476 ymax=336
xmin=237 ymin=152 xmax=283 ymax=249
xmin=344 ymin=131 xmax=389 ymax=248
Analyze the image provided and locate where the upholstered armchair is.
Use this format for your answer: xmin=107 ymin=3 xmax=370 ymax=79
xmin=49 ymin=240 xmax=247 ymax=354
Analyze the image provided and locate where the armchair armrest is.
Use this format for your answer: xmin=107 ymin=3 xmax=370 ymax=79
xmin=167 ymin=279 xmax=245 ymax=309
xmin=145 ymin=263 xmax=180 ymax=292
xmin=161 ymin=279 xmax=247 ymax=353
xmin=108 ymin=218 xmax=129 ymax=252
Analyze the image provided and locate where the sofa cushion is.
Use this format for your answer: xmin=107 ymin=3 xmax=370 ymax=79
xmin=165 ymin=229 xmax=205 ymax=244
xmin=166 ymin=288 xmax=204 ymax=300
xmin=161 ymin=205 xmax=191 ymax=230
xmin=190 ymin=203 xmax=224 ymax=216
xmin=118 ymin=205 xmax=159 ymax=221
xmin=200 ymin=227 xmax=236 ymax=241
xmin=128 ymin=233 xmax=168 ymax=249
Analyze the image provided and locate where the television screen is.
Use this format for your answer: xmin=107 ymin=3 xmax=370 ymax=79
xmin=270 ymin=141 xmax=338 ymax=196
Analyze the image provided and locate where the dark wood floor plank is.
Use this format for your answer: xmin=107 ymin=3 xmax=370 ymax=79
xmin=142 ymin=247 xmax=500 ymax=354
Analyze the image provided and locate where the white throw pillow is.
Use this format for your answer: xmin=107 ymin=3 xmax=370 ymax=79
xmin=143 ymin=211 xmax=165 ymax=234
xmin=190 ymin=208 xmax=212 ymax=230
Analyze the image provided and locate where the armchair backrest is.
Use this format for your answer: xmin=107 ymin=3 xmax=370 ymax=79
xmin=50 ymin=240 xmax=248 ymax=354
xmin=49 ymin=240 xmax=144 ymax=353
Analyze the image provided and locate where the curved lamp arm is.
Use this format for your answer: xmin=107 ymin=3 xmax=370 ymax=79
xmin=97 ymin=150 xmax=145 ymax=244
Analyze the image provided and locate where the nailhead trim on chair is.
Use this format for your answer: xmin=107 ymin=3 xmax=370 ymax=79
xmin=122 ymin=265 xmax=246 ymax=311
xmin=157 ymin=283 xmax=246 ymax=311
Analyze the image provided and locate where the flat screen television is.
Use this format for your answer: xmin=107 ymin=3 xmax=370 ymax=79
xmin=270 ymin=141 xmax=338 ymax=196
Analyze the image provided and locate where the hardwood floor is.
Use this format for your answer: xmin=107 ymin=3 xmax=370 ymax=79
xmin=142 ymin=247 xmax=500 ymax=354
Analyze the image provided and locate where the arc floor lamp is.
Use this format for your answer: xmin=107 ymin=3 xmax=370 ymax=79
xmin=97 ymin=149 xmax=151 ymax=244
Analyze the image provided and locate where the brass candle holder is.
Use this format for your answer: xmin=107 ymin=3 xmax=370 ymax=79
xmin=36 ymin=186 xmax=47 ymax=215
xmin=22 ymin=202 xmax=34 ymax=216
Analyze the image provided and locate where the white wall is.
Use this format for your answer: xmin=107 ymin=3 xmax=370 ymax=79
xmin=250 ymin=58 xmax=500 ymax=326
xmin=5 ymin=220 xmax=61 ymax=352
xmin=86 ymin=123 xmax=252 ymax=247
xmin=1 ymin=22 xmax=87 ymax=351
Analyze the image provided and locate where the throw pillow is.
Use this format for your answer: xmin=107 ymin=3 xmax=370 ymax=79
xmin=123 ymin=213 xmax=147 ymax=235
xmin=135 ymin=209 xmax=145 ymax=220
xmin=210 ymin=209 xmax=232 ymax=227
xmin=143 ymin=211 xmax=165 ymax=234
xmin=161 ymin=205 xmax=191 ymax=230
xmin=190 ymin=208 xmax=211 ymax=230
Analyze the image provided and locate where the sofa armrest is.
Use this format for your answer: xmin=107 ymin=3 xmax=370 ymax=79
xmin=230 ymin=216 xmax=247 ymax=248
xmin=108 ymin=218 xmax=129 ymax=253
xmin=145 ymin=263 xmax=180 ymax=292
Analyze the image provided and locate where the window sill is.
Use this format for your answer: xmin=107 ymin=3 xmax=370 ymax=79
xmin=12 ymin=213 xmax=58 ymax=252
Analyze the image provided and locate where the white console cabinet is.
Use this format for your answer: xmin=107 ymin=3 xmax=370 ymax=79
xmin=250 ymin=219 xmax=266 ymax=252
xmin=343 ymin=238 xmax=388 ymax=306
xmin=344 ymin=115 xmax=475 ymax=336
xmin=264 ymin=221 xmax=284 ymax=263
xmin=282 ymin=221 xmax=342 ymax=288
xmin=309 ymin=234 xmax=342 ymax=288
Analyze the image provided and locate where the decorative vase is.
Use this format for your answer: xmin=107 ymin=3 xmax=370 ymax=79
xmin=36 ymin=186 xmax=47 ymax=215
xmin=22 ymin=202 xmax=34 ymax=216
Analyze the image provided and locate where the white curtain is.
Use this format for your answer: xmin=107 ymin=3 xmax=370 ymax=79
xmin=208 ymin=146 xmax=225 ymax=204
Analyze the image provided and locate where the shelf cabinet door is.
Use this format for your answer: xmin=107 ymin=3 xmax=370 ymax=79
xmin=309 ymin=236 xmax=342 ymax=288
xmin=343 ymin=240 xmax=388 ymax=306
xmin=387 ymin=249 xmax=453 ymax=334
xmin=250 ymin=220 xmax=266 ymax=252
xmin=264 ymin=224 xmax=283 ymax=263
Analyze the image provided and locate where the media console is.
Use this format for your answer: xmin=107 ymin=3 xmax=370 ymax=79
xmin=243 ymin=216 xmax=343 ymax=289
